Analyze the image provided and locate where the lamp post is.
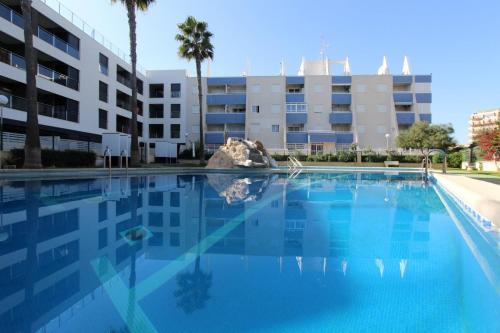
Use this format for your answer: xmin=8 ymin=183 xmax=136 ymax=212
xmin=0 ymin=94 xmax=9 ymax=170
xmin=385 ymin=133 xmax=390 ymax=152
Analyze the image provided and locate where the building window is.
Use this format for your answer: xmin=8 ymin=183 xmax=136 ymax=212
xmin=272 ymin=104 xmax=281 ymax=113
xmin=252 ymin=105 xmax=260 ymax=113
xmin=99 ymin=81 xmax=108 ymax=102
xmin=149 ymin=212 xmax=163 ymax=226
xmin=170 ymin=212 xmax=180 ymax=227
xmin=150 ymin=84 xmax=164 ymax=98
xmin=192 ymin=105 xmax=200 ymax=114
xmin=272 ymin=124 xmax=280 ymax=133
xmin=171 ymin=83 xmax=181 ymax=98
xmin=311 ymin=144 xmax=324 ymax=155
xmin=98 ymin=201 xmax=107 ymax=222
xmin=149 ymin=104 xmax=164 ymax=118
xmin=99 ymin=109 xmax=108 ymax=129
xmin=170 ymin=232 xmax=180 ymax=247
xmin=171 ymin=104 xmax=181 ymax=118
xmin=149 ymin=124 xmax=164 ymax=138
xmin=98 ymin=228 xmax=108 ymax=250
xmin=287 ymin=126 xmax=303 ymax=132
xmin=288 ymin=87 xmax=301 ymax=93
xmin=99 ymin=53 xmax=109 ymax=75
xmin=170 ymin=192 xmax=180 ymax=207
xmin=286 ymin=103 xmax=306 ymax=113
xmin=137 ymin=79 xmax=144 ymax=95
xmin=170 ymin=124 xmax=180 ymax=139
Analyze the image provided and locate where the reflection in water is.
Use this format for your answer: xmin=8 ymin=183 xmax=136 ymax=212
xmin=0 ymin=173 xmax=497 ymax=333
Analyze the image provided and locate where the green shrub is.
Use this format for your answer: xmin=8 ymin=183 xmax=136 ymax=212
xmin=8 ymin=149 xmax=96 ymax=168
xmin=432 ymin=153 xmax=444 ymax=164
xmin=337 ymin=151 xmax=356 ymax=162
xmin=447 ymin=151 xmax=463 ymax=168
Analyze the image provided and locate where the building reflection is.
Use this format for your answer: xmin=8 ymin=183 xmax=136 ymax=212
xmin=0 ymin=172 xmax=432 ymax=331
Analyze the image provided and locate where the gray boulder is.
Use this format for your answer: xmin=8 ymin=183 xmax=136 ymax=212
xmin=206 ymin=138 xmax=277 ymax=169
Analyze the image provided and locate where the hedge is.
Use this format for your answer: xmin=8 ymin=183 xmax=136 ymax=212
xmin=8 ymin=149 xmax=96 ymax=168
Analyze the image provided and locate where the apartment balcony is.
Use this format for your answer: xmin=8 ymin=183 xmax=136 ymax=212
xmin=309 ymin=132 xmax=336 ymax=143
xmin=393 ymin=92 xmax=413 ymax=105
xmin=331 ymin=93 xmax=351 ymax=105
xmin=285 ymin=93 xmax=304 ymax=103
xmin=37 ymin=26 xmax=79 ymax=59
xmin=286 ymin=112 xmax=307 ymax=124
xmin=329 ymin=112 xmax=352 ymax=124
xmin=415 ymin=75 xmax=432 ymax=83
xmin=227 ymin=131 xmax=245 ymax=139
xmin=1 ymin=94 xmax=79 ymax=122
xmin=415 ymin=93 xmax=432 ymax=103
xmin=0 ymin=47 xmax=79 ymax=90
xmin=0 ymin=2 xmax=23 ymax=28
xmin=420 ymin=113 xmax=432 ymax=123
xmin=207 ymin=93 xmax=246 ymax=105
xmin=396 ymin=112 xmax=416 ymax=125
xmin=205 ymin=132 xmax=225 ymax=144
xmin=207 ymin=77 xmax=246 ymax=86
xmin=206 ymin=113 xmax=245 ymax=125
xmin=286 ymin=132 xmax=308 ymax=144
xmin=336 ymin=132 xmax=354 ymax=144
xmin=393 ymin=75 xmax=413 ymax=85
xmin=332 ymin=76 xmax=352 ymax=85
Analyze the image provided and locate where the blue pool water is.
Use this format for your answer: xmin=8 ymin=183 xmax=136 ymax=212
xmin=0 ymin=172 xmax=498 ymax=333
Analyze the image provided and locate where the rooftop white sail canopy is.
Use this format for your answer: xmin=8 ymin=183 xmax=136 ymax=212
xmin=402 ymin=56 xmax=411 ymax=75
xmin=377 ymin=56 xmax=390 ymax=75
xmin=344 ymin=57 xmax=351 ymax=75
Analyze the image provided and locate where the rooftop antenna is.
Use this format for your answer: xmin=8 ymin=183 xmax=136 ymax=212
xmin=402 ymin=56 xmax=411 ymax=75
xmin=279 ymin=58 xmax=285 ymax=76
xmin=320 ymin=36 xmax=330 ymax=75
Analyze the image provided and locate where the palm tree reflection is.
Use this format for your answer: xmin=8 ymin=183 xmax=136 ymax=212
xmin=174 ymin=179 xmax=212 ymax=314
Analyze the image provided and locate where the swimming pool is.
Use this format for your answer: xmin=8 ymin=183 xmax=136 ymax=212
xmin=0 ymin=172 xmax=498 ymax=332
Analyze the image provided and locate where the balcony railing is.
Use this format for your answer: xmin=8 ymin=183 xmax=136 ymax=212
xmin=1 ymin=94 xmax=79 ymax=122
xmin=37 ymin=26 xmax=80 ymax=59
xmin=0 ymin=47 xmax=79 ymax=90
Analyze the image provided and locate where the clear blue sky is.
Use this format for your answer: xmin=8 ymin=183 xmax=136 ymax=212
xmin=59 ymin=0 xmax=500 ymax=144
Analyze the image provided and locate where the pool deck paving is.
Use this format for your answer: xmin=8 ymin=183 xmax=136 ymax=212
xmin=433 ymin=172 xmax=500 ymax=229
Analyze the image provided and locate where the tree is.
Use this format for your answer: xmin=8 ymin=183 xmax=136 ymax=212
xmin=111 ymin=0 xmax=155 ymax=166
xmin=477 ymin=123 xmax=500 ymax=161
xmin=396 ymin=122 xmax=455 ymax=178
xmin=176 ymin=17 xmax=214 ymax=163
xmin=21 ymin=0 xmax=42 ymax=168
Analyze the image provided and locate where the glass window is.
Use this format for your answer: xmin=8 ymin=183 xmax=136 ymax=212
xmin=99 ymin=109 xmax=108 ymax=129
xmin=170 ymin=212 xmax=180 ymax=227
xmin=99 ymin=81 xmax=108 ymax=102
xmin=98 ymin=201 xmax=107 ymax=221
xmin=149 ymin=84 xmax=164 ymax=98
xmin=149 ymin=212 xmax=163 ymax=226
xmin=272 ymin=124 xmax=280 ymax=133
xmin=171 ymin=83 xmax=181 ymax=98
xmin=171 ymin=104 xmax=181 ymax=118
xmin=311 ymin=144 xmax=324 ymax=155
xmin=149 ymin=104 xmax=164 ymax=118
xmin=98 ymin=228 xmax=108 ymax=250
xmin=99 ymin=53 xmax=108 ymax=75
xmin=252 ymin=105 xmax=260 ymax=113
xmin=170 ymin=192 xmax=180 ymax=207
xmin=170 ymin=124 xmax=180 ymax=139
xmin=149 ymin=124 xmax=164 ymax=138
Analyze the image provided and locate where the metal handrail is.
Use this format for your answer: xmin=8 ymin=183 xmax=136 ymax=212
xmin=0 ymin=93 xmax=78 ymax=122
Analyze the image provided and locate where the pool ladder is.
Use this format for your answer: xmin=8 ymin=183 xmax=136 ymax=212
xmin=287 ymin=156 xmax=303 ymax=178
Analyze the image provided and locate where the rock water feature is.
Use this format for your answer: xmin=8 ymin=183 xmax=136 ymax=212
xmin=206 ymin=138 xmax=278 ymax=169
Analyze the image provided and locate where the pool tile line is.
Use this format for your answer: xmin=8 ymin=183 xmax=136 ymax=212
xmin=430 ymin=175 xmax=494 ymax=233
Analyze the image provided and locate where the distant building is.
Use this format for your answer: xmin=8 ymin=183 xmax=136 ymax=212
xmin=0 ymin=0 xmax=432 ymax=160
xmin=468 ymin=108 xmax=500 ymax=143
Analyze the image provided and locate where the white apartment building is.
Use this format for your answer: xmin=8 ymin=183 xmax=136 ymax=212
xmin=0 ymin=0 xmax=432 ymax=161
xmin=468 ymin=108 xmax=499 ymax=144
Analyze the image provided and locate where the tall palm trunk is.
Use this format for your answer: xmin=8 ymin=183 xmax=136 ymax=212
xmin=21 ymin=0 xmax=41 ymax=169
xmin=196 ymin=58 xmax=205 ymax=163
xmin=126 ymin=0 xmax=140 ymax=166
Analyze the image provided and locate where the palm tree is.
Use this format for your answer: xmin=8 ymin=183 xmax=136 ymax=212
xmin=21 ymin=0 xmax=41 ymax=168
xmin=176 ymin=17 xmax=214 ymax=163
xmin=111 ymin=0 xmax=155 ymax=166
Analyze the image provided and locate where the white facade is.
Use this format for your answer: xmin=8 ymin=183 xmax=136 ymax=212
xmin=0 ymin=0 xmax=432 ymax=159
